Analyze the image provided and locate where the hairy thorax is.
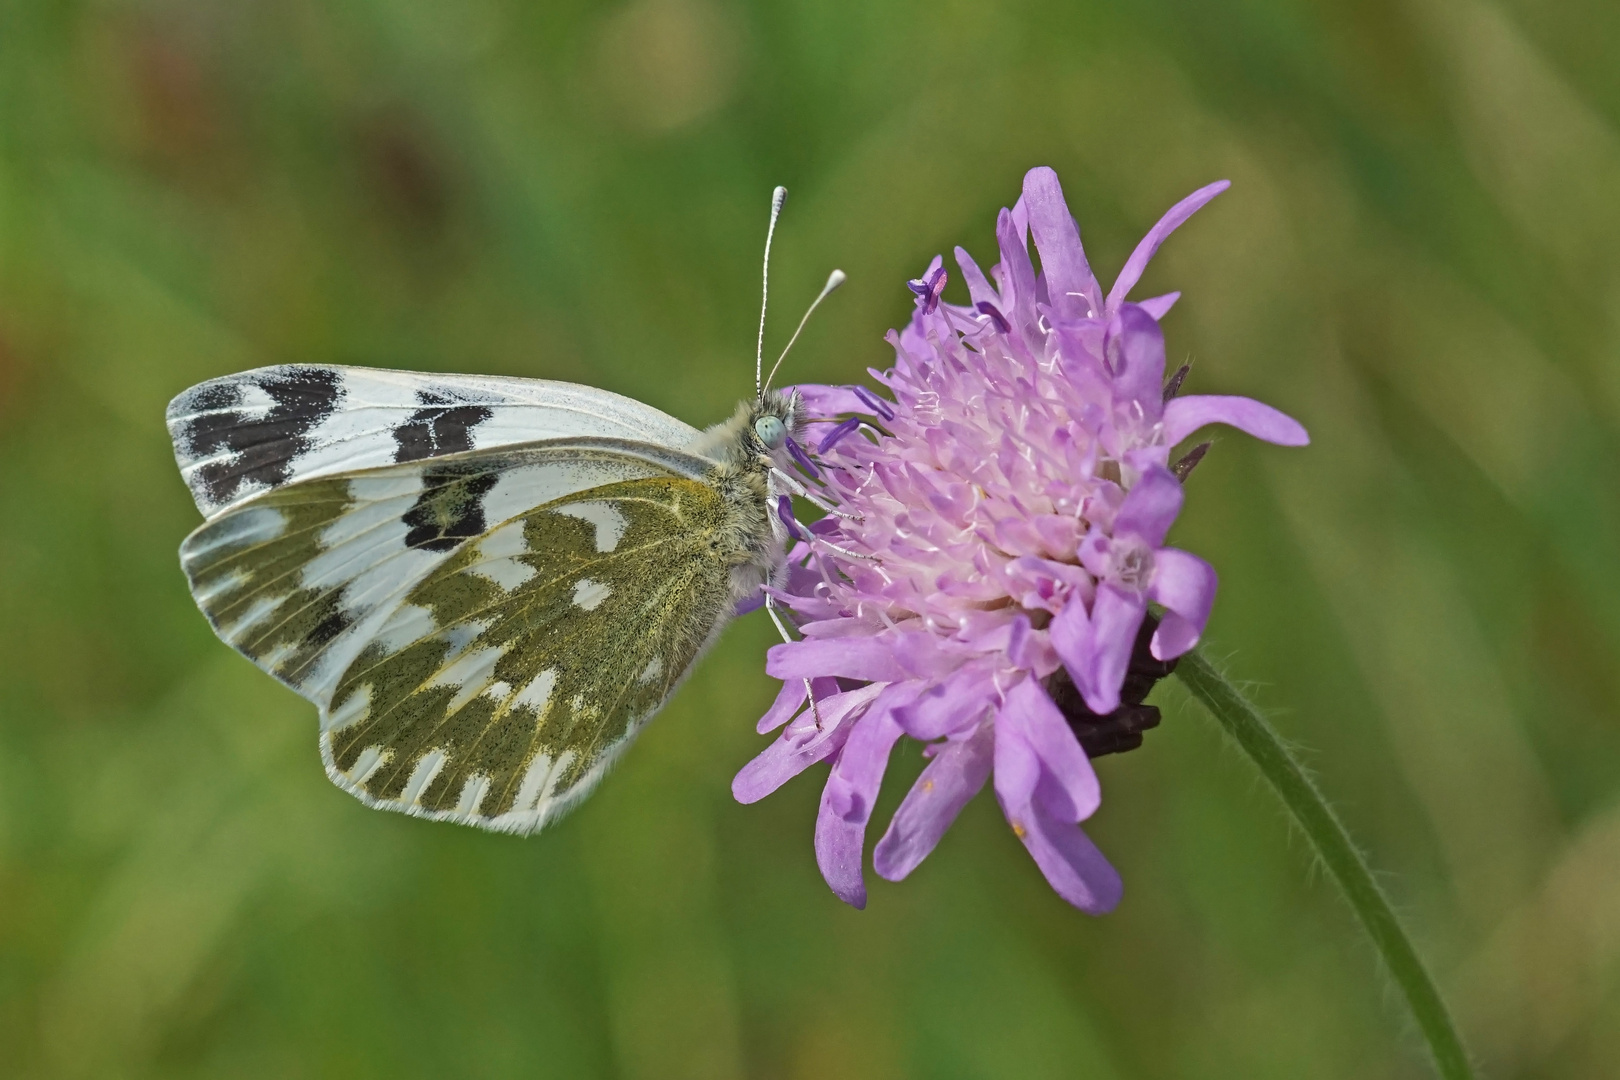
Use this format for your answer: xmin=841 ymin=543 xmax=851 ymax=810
xmin=688 ymin=389 xmax=805 ymax=606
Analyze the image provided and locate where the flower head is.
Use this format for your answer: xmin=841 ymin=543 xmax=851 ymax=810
xmin=735 ymin=167 xmax=1308 ymax=912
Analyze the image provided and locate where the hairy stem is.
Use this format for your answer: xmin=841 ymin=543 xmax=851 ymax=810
xmin=1174 ymin=648 xmax=1474 ymax=1080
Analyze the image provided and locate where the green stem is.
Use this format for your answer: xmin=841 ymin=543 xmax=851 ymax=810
xmin=1174 ymin=648 xmax=1474 ymax=1080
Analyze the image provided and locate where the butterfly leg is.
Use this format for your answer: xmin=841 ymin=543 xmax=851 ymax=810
xmin=763 ymin=589 xmax=796 ymax=645
xmin=769 ymin=466 xmax=859 ymax=521
xmin=764 ymin=591 xmax=824 ymax=731
xmin=774 ymin=495 xmax=878 ymax=564
xmin=804 ymin=531 xmax=877 ymax=561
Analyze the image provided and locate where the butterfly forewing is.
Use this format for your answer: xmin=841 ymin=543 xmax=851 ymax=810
xmin=167 ymin=365 xmax=701 ymax=518
xmin=321 ymin=475 xmax=739 ymax=833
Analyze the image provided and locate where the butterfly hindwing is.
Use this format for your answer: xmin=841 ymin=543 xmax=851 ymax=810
xmin=179 ymin=439 xmax=715 ymax=709
xmin=321 ymin=474 xmax=741 ymax=833
xmin=167 ymin=365 xmax=702 ymax=518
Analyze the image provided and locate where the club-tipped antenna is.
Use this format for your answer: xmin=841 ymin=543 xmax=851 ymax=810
xmin=763 ymin=269 xmax=846 ymax=393
xmin=756 ymin=186 xmax=789 ymax=399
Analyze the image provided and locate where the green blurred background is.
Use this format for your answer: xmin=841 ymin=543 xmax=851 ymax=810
xmin=3 ymin=0 xmax=1618 ymax=1076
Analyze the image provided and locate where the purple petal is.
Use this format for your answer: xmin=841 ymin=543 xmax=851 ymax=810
xmin=1103 ymin=304 xmax=1168 ymax=413
xmin=898 ymin=313 xmax=931 ymax=361
xmin=1003 ymin=613 xmax=1049 ymax=673
xmin=767 ymin=637 xmax=908 ymax=682
xmin=1054 ymin=317 xmax=1108 ymax=379
xmin=1114 ymin=465 xmax=1184 ymax=547
xmin=993 ymin=720 xmax=1120 ymax=913
xmin=999 ymin=677 xmax=1100 ymax=823
xmin=734 ymin=589 xmax=765 ymax=616
xmin=815 ymin=687 xmax=913 ymax=908
xmin=1104 ymin=180 xmax=1230 ymax=314
xmin=971 ymin=611 xmax=1057 ymax=674
xmin=995 ymin=205 xmax=1038 ymax=335
xmin=1002 ymin=795 xmax=1124 ymax=915
xmin=1147 ymin=548 xmax=1217 ymax=659
xmin=1162 ymin=395 xmax=1309 ymax=447
xmin=756 ymin=677 xmax=806 ymax=734
xmin=888 ymin=631 xmax=967 ymax=679
xmin=953 ymin=245 xmax=1001 ymax=309
xmin=1136 ymin=291 xmax=1180 ymax=320
xmin=1153 ymin=612 xmax=1201 ymax=661
xmin=1073 ymin=585 xmax=1147 ymax=715
xmin=1076 ymin=529 xmax=1112 ymax=582
xmin=893 ymin=665 xmax=996 ymax=740
xmin=1048 ymin=597 xmax=1089 ymax=688
xmin=732 ymin=712 xmax=853 ymax=803
xmin=872 ymin=721 xmax=994 ymax=881
xmin=991 ymin=709 xmax=1041 ymax=808
xmin=789 ymin=384 xmax=868 ymax=419
xmin=735 ymin=682 xmax=884 ymax=801
xmin=1022 ymin=167 xmax=1102 ymax=321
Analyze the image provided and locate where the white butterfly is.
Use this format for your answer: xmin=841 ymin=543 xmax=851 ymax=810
xmin=167 ymin=188 xmax=843 ymax=834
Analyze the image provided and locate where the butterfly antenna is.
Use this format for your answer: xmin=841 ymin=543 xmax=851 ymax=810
xmin=756 ymin=185 xmax=788 ymax=400
xmin=763 ymin=269 xmax=846 ymax=393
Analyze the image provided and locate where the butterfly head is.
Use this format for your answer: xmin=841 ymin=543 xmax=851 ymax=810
xmin=687 ymin=388 xmax=805 ymax=470
xmin=753 ymin=415 xmax=787 ymax=450
xmin=748 ymin=389 xmax=803 ymax=457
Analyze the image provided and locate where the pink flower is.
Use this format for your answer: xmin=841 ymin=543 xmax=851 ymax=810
xmin=734 ymin=167 xmax=1308 ymax=912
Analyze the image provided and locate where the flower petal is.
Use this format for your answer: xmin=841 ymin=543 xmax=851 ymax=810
xmin=1104 ymin=180 xmax=1229 ymax=314
xmin=1022 ymin=166 xmax=1101 ymax=321
xmin=767 ymin=637 xmax=908 ymax=682
xmin=1147 ymin=548 xmax=1217 ymax=659
xmin=888 ymin=629 xmax=969 ymax=679
xmin=787 ymin=383 xmax=869 ymax=420
xmin=735 ymin=682 xmax=885 ymax=802
xmin=757 ymin=677 xmax=807 ymax=734
xmin=733 ymin=713 xmax=852 ymax=803
xmin=872 ymin=721 xmax=994 ymax=881
xmin=1136 ymin=291 xmax=1180 ymax=320
xmin=1074 ymin=584 xmax=1147 ymax=715
xmin=1104 ymin=304 xmax=1168 ymax=412
xmin=1152 ymin=612 xmax=1201 ymax=661
xmin=1004 ymin=796 xmax=1124 ymax=915
xmin=1114 ymin=465 xmax=1184 ymax=547
xmin=1162 ymin=394 xmax=1309 ymax=447
xmin=1000 ymin=677 xmax=1100 ymax=822
xmin=991 ymin=708 xmax=1040 ymax=807
xmin=893 ymin=665 xmax=996 ymax=740
xmin=953 ymin=245 xmax=1001 ymax=310
xmin=1049 ymin=595 xmax=1090 ymax=685
xmin=995 ymin=204 xmax=1039 ymax=337
xmin=814 ymin=685 xmax=915 ymax=908
xmin=992 ymin=718 xmax=1122 ymax=913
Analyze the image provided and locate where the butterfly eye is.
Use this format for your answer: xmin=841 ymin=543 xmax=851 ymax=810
xmin=754 ymin=415 xmax=788 ymax=449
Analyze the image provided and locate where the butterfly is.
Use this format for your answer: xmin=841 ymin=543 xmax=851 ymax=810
xmin=167 ymin=188 xmax=843 ymax=834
